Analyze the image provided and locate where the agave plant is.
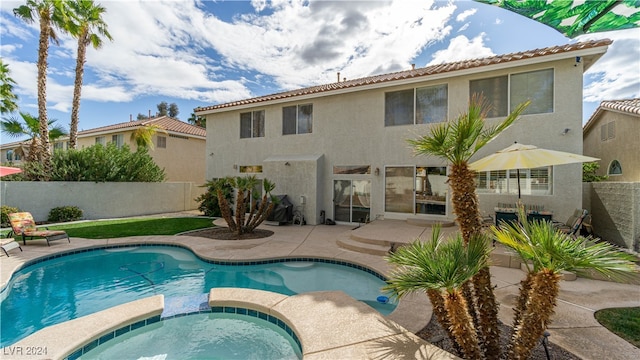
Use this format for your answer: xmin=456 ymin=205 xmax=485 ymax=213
xmin=492 ymin=207 xmax=638 ymax=359
xmin=384 ymin=226 xmax=491 ymax=359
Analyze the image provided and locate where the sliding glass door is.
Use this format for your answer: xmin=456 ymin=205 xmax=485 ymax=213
xmin=385 ymin=166 xmax=448 ymax=216
xmin=333 ymin=180 xmax=371 ymax=223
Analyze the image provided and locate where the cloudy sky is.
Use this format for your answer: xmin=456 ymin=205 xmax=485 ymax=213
xmin=1 ymin=0 xmax=638 ymax=143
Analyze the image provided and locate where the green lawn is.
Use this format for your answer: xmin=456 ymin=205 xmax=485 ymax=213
xmin=3 ymin=217 xmax=214 ymax=239
xmin=595 ymin=307 xmax=640 ymax=348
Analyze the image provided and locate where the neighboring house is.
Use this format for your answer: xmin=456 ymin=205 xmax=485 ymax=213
xmin=1 ymin=116 xmax=207 ymax=184
xmin=583 ymin=98 xmax=640 ymax=182
xmin=195 ymin=39 xmax=611 ymax=225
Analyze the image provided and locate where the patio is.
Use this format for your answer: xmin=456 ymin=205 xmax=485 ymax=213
xmin=1 ymin=215 xmax=639 ymax=359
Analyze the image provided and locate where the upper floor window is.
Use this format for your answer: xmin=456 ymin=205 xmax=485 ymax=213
xmin=608 ymin=160 xmax=622 ymax=175
xmin=6 ymin=150 xmax=13 ymax=161
xmin=157 ymin=136 xmax=167 ymax=149
xmin=385 ymin=84 xmax=448 ymax=126
xmin=95 ymin=136 xmax=106 ymax=145
xmin=600 ymin=121 xmax=615 ymax=141
xmin=112 ymin=134 xmax=124 ymax=147
xmin=283 ymin=104 xmax=312 ymax=135
xmin=240 ymin=110 xmax=265 ymax=138
xmin=470 ymin=68 xmax=554 ymax=117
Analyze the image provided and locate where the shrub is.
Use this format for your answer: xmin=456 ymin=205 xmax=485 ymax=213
xmin=49 ymin=143 xmax=165 ymax=182
xmin=1 ymin=205 xmax=20 ymax=227
xmin=195 ymin=179 xmax=232 ymax=217
xmin=48 ymin=206 xmax=83 ymax=223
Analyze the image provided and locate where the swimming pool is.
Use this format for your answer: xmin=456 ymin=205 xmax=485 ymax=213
xmin=0 ymin=245 xmax=395 ymax=346
xmin=80 ymin=312 xmax=302 ymax=360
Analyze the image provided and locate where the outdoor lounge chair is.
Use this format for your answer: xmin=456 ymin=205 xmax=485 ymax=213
xmin=8 ymin=212 xmax=70 ymax=246
xmin=553 ymin=209 xmax=588 ymax=236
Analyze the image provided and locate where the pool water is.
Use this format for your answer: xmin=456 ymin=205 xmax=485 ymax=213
xmin=0 ymin=245 xmax=394 ymax=346
xmin=81 ymin=313 xmax=302 ymax=360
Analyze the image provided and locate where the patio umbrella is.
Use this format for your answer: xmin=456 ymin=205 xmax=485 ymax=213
xmin=0 ymin=166 xmax=22 ymax=177
xmin=475 ymin=0 xmax=640 ymax=38
xmin=469 ymin=143 xmax=599 ymax=198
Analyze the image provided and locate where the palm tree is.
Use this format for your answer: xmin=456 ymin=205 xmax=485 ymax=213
xmin=0 ymin=59 xmax=19 ymax=114
xmin=67 ymin=0 xmax=112 ymax=149
xmin=130 ymin=123 xmax=166 ymax=150
xmin=492 ymin=210 xmax=637 ymax=359
xmin=13 ymin=0 xmax=72 ymax=179
xmin=384 ymin=226 xmax=491 ymax=359
xmin=407 ymin=94 xmax=530 ymax=358
xmin=1 ymin=112 xmax=67 ymax=162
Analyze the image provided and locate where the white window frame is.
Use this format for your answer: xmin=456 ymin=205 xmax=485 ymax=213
xmin=240 ymin=110 xmax=265 ymax=139
xmin=384 ymin=84 xmax=449 ymax=126
xmin=282 ymin=104 xmax=313 ymax=135
xmin=476 ymin=167 xmax=552 ymax=196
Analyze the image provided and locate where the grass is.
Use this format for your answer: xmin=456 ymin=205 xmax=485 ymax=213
xmin=595 ymin=307 xmax=640 ymax=348
xmin=3 ymin=217 xmax=214 ymax=239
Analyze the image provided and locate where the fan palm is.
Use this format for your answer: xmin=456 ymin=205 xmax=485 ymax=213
xmin=13 ymin=0 xmax=73 ymax=179
xmin=0 ymin=59 xmax=19 ymax=114
xmin=130 ymin=124 xmax=166 ymax=150
xmin=67 ymin=0 xmax=112 ymax=149
xmin=407 ymin=94 xmax=529 ymax=358
xmin=384 ymin=226 xmax=491 ymax=359
xmin=492 ymin=209 xmax=638 ymax=359
xmin=1 ymin=112 xmax=67 ymax=162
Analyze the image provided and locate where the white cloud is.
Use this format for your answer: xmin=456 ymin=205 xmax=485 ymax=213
xmin=580 ymin=28 xmax=640 ymax=103
xmin=427 ymin=33 xmax=495 ymax=65
xmin=456 ymin=8 xmax=477 ymax=22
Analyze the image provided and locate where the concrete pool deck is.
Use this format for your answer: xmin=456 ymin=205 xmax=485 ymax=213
xmin=1 ymin=215 xmax=639 ymax=359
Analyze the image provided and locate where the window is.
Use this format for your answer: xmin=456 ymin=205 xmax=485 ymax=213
xmin=157 ymin=136 xmax=167 ymax=148
xmin=283 ymin=104 xmax=312 ymax=135
xmin=95 ymin=136 xmax=106 ymax=145
xmin=476 ymin=167 xmax=552 ymax=195
xmin=385 ymin=85 xmax=448 ymax=126
xmin=6 ymin=150 xmax=13 ymax=161
xmin=608 ymin=160 xmax=622 ymax=175
xmin=470 ymin=69 xmax=554 ymax=117
xmin=53 ymin=142 xmax=63 ymax=150
xmin=240 ymin=110 xmax=265 ymax=138
xmin=112 ymin=134 xmax=124 ymax=147
xmin=333 ymin=165 xmax=371 ymax=175
xmin=601 ymin=121 xmax=615 ymax=141
xmin=239 ymin=165 xmax=263 ymax=173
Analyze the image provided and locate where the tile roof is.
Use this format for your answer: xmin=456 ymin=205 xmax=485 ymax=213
xmin=195 ymin=39 xmax=612 ymax=113
xmin=583 ymin=98 xmax=640 ymax=133
xmin=78 ymin=116 xmax=206 ymax=138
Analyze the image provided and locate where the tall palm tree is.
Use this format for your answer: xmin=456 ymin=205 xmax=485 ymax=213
xmin=492 ymin=210 xmax=637 ymax=359
xmin=407 ymin=94 xmax=530 ymax=358
xmin=384 ymin=226 xmax=491 ymax=359
xmin=67 ymin=0 xmax=112 ymax=149
xmin=0 ymin=59 xmax=19 ymax=114
xmin=130 ymin=123 xmax=166 ymax=150
xmin=13 ymin=0 xmax=72 ymax=179
xmin=1 ymin=112 xmax=67 ymax=162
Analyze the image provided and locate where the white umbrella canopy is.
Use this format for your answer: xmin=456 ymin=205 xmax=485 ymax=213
xmin=470 ymin=143 xmax=599 ymax=198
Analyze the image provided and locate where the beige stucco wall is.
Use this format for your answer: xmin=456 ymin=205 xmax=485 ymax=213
xmin=583 ymin=111 xmax=640 ymax=182
xmin=583 ymin=182 xmax=640 ymax=251
xmin=0 ymin=181 xmax=205 ymax=222
xmin=205 ymin=57 xmax=587 ymax=225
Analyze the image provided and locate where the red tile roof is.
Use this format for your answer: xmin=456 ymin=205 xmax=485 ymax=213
xmin=78 ymin=116 xmax=206 ymax=138
xmin=195 ymin=39 xmax=612 ymax=113
xmin=583 ymin=98 xmax=640 ymax=133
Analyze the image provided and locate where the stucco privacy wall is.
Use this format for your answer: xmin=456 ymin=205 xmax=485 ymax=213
xmin=582 ymin=182 xmax=640 ymax=251
xmin=0 ymin=182 xmax=204 ymax=222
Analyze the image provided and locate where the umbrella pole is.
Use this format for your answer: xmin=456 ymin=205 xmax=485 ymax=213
xmin=517 ymin=169 xmax=521 ymax=199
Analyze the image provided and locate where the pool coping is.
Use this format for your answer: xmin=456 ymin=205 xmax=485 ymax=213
xmin=3 ymin=288 xmax=457 ymax=360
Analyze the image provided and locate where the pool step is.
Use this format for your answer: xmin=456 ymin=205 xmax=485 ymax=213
xmin=336 ymin=232 xmax=391 ymax=256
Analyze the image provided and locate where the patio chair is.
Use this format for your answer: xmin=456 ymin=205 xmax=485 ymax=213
xmin=553 ymin=209 xmax=588 ymax=236
xmin=7 ymin=212 xmax=70 ymax=246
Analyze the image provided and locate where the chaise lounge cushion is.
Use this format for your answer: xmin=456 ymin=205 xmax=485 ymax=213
xmin=8 ymin=212 xmax=69 ymax=246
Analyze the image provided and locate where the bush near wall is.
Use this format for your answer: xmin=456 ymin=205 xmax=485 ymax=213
xmin=1 ymin=206 xmax=20 ymax=227
xmin=48 ymin=206 xmax=84 ymax=223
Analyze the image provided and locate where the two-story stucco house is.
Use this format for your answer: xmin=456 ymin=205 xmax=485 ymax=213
xmin=1 ymin=116 xmax=207 ymax=184
xmin=583 ymin=98 xmax=640 ymax=182
xmin=195 ymin=39 xmax=611 ymax=226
